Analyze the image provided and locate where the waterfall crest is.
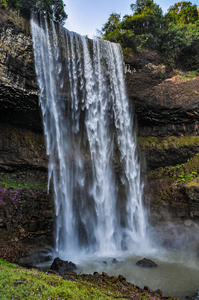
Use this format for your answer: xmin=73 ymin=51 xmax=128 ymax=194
xmin=31 ymin=15 xmax=148 ymax=259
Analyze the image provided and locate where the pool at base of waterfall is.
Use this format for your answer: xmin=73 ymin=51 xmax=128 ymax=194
xmin=69 ymin=249 xmax=199 ymax=299
xmin=38 ymin=248 xmax=199 ymax=299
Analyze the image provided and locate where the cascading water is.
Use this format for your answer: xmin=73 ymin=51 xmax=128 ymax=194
xmin=31 ymin=14 xmax=148 ymax=259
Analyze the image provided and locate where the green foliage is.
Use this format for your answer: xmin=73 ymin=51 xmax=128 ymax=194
xmin=138 ymin=136 xmax=199 ymax=151
xmin=101 ymin=0 xmax=163 ymax=52
xmin=0 ymin=0 xmax=8 ymax=7
xmin=0 ymin=175 xmax=46 ymax=189
xmin=0 ymin=261 xmax=114 ymax=300
xmin=0 ymin=259 xmax=15 ymax=267
xmin=165 ymin=1 xmax=198 ymax=24
xmin=177 ymin=171 xmax=197 ymax=183
xmin=0 ymin=0 xmax=67 ymax=24
xmin=160 ymin=20 xmax=199 ymax=70
xmin=101 ymin=13 xmax=121 ymax=37
xmin=100 ymin=0 xmax=199 ymax=70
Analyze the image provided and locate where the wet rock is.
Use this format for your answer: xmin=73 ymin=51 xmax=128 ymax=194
xmin=144 ymin=285 xmax=151 ymax=291
xmin=112 ymin=258 xmax=118 ymax=263
xmin=118 ymin=274 xmax=126 ymax=281
xmin=155 ymin=289 xmax=163 ymax=296
xmin=184 ymin=220 xmax=193 ymax=227
xmin=136 ymin=258 xmax=158 ymax=268
xmin=93 ymin=272 xmax=100 ymax=277
xmin=110 ymin=275 xmax=118 ymax=280
xmin=18 ymin=250 xmax=53 ymax=268
xmin=50 ymin=257 xmax=77 ymax=274
xmin=102 ymin=272 xmax=109 ymax=277
xmin=18 ymin=256 xmax=35 ymax=268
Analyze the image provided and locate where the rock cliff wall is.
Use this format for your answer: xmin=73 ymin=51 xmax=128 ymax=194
xmin=0 ymin=9 xmax=54 ymax=262
xmin=125 ymin=51 xmax=199 ymax=250
xmin=0 ymin=9 xmax=199 ymax=259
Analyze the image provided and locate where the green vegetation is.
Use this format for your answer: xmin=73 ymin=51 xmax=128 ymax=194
xmin=100 ymin=0 xmax=199 ymax=70
xmin=138 ymin=136 xmax=199 ymax=151
xmin=148 ymin=152 xmax=199 ymax=182
xmin=0 ymin=176 xmax=47 ymax=207
xmin=0 ymin=0 xmax=67 ymax=24
xmin=148 ymin=153 xmax=199 ymax=208
xmin=176 ymin=171 xmax=197 ymax=183
xmin=0 ymin=259 xmax=115 ymax=299
xmin=0 ymin=175 xmax=46 ymax=190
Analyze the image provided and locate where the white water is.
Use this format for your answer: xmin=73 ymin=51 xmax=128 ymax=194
xmin=31 ymin=15 xmax=149 ymax=260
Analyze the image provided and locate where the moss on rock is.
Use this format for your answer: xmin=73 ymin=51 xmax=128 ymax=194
xmin=138 ymin=136 xmax=199 ymax=151
xmin=146 ymin=153 xmax=199 ymax=218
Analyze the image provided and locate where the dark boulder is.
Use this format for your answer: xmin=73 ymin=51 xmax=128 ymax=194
xmin=136 ymin=258 xmax=158 ymax=268
xmin=50 ymin=257 xmax=77 ymax=274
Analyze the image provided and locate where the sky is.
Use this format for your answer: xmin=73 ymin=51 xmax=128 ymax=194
xmin=63 ymin=0 xmax=187 ymax=38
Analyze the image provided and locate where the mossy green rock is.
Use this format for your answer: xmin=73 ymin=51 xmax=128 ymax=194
xmin=138 ymin=136 xmax=199 ymax=171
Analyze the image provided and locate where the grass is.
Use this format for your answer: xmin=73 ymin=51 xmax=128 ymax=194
xmin=179 ymin=70 xmax=198 ymax=81
xmin=0 ymin=260 xmax=116 ymax=300
xmin=0 ymin=175 xmax=47 ymax=190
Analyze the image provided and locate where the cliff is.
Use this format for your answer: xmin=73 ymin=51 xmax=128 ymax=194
xmin=125 ymin=51 xmax=199 ymax=250
xmin=0 ymin=9 xmax=199 ymax=260
xmin=0 ymin=9 xmax=54 ymax=262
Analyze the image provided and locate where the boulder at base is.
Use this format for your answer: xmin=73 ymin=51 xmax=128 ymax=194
xmin=50 ymin=257 xmax=77 ymax=274
xmin=136 ymin=258 xmax=158 ymax=268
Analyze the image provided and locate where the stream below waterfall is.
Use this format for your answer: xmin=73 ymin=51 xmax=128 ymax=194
xmin=73 ymin=250 xmax=199 ymax=299
xmin=38 ymin=249 xmax=199 ymax=299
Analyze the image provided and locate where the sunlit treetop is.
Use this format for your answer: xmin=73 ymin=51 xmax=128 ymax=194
xmin=166 ymin=1 xmax=198 ymax=24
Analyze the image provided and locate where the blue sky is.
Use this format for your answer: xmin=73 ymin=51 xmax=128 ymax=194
xmin=63 ymin=0 xmax=189 ymax=37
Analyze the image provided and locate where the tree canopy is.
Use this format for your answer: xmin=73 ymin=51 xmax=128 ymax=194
xmin=165 ymin=1 xmax=198 ymax=24
xmin=0 ymin=0 xmax=67 ymax=24
xmin=100 ymin=0 xmax=199 ymax=70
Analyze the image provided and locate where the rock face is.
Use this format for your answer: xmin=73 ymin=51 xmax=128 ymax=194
xmin=0 ymin=9 xmax=42 ymax=131
xmin=126 ymin=52 xmax=199 ymax=138
xmin=125 ymin=51 xmax=199 ymax=251
xmin=0 ymin=9 xmax=199 ymax=259
xmin=50 ymin=257 xmax=77 ymax=274
xmin=0 ymin=9 xmax=54 ymax=262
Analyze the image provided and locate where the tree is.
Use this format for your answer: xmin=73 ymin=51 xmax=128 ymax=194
xmin=100 ymin=0 xmax=199 ymax=70
xmin=0 ymin=0 xmax=67 ymax=24
xmin=165 ymin=1 xmax=198 ymax=24
xmin=121 ymin=0 xmax=163 ymax=50
xmin=101 ymin=13 xmax=121 ymax=38
xmin=122 ymin=0 xmax=163 ymax=34
xmin=101 ymin=13 xmax=137 ymax=51
xmin=160 ymin=20 xmax=199 ymax=70
xmin=161 ymin=1 xmax=199 ymax=69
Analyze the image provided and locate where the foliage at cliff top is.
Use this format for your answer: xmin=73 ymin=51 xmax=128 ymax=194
xmin=100 ymin=0 xmax=199 ymax=71
xmin=0 ymin=0 xmax=67 ymax=24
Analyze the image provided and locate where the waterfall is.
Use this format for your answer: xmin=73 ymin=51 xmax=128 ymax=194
xmin=31 ymin=15 xmax=148 ymax=259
